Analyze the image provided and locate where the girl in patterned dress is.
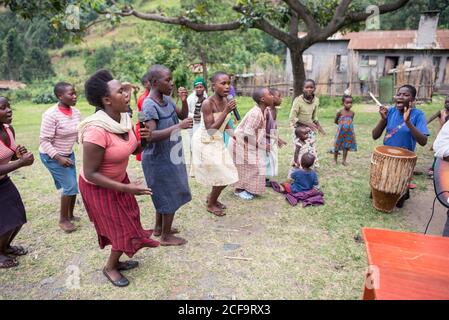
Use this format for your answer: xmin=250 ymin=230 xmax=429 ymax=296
xmin=334 ymin=95 xmax=357 ymax=166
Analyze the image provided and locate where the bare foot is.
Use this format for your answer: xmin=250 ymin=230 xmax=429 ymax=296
xmin=0 ymin=254 xmax=19 ymax=269
xmin=160 ymin=235 xmax=188 ymax=246
xmin=69 ymin=215 xmax=81 ymax=222
xmin=207 ymin=204 xmax=226 ymax=217
xmin=153 ymin=227 xmax=180 ymax=237
xmin=59 ymin=221 xmax=76 ymax=233
xmin=206 ymin=196 xmax=227 ymax=209
xmin=342 ymin=161 xmax=348 ymax=166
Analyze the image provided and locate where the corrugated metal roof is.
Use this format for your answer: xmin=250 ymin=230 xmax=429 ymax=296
xmin=299 ymin=30 xmax=449 ymax=50
xmin=334 ymin=30 xmax=449 ymax=50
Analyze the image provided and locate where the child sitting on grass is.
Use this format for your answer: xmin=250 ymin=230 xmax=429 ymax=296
xmin=286 ymin=124 xmax=317 ymax=181
xmin=271 ymin=152 xmax=319 ymax=194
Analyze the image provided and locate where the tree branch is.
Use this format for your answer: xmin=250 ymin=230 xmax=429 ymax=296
xmin=282 ymin=0 xmax=319 ymax=32
xmin=114 ymin=7 xmax=242 ymax=32
xmin=289 ymin=11 xmax=299 ymax=38
xmin=253 ymin=18 xmax=297 ymax=46
xmin=319 ymin=0 xmax=410 ymax=40
xmin=346 ymin=0 xmax=410 ymax=23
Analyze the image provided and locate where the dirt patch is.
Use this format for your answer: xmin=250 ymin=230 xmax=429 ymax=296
xmin=402 ymin=180 xmax=447 ymax=236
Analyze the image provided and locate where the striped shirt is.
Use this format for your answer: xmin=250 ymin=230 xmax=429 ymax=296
xmin=39 ymin=104 xmax=81 ymax=158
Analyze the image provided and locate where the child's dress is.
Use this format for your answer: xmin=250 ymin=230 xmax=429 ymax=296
xmin=334 ymin=114 xmax=357 ymax=151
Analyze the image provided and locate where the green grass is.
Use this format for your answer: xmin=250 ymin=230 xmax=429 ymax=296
xmin=0 ymin=94 xmax=444 ymax=300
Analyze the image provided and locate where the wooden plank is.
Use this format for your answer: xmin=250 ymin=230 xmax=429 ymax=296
xmin=362 ymin=228 xmax=449 ymax=300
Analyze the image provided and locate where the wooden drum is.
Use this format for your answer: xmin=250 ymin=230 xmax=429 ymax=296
xmin=370 ymin=146 xmax=417 ymax=213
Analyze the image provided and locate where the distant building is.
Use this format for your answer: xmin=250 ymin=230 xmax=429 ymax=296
xmin=286 ymin=11 xmax=449 ymax=101
xmin=0 ymin=80 xmax=27 ymax=91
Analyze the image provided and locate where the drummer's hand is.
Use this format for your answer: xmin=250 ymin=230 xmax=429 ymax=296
xmin=379 ymin=106 xmax=388 ymax=121
xmin=403 ymin=106 xmax=411 ymax=124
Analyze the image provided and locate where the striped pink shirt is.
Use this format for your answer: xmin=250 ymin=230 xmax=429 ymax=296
xmin=0 ymin=124 xmax=17 ymax=180
xmin=39 ymin=104 xmax=81 ymax=158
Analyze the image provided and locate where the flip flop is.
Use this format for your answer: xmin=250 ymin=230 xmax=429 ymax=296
xmin=117 ymin=260 xmax=139 ymax=271
xmin=5 ymin=245 xmax=28 ymax=256
xmin=207 ymin=208 xmax=226 ymax=217
xmin=0 ymin=257 xmax=19 ymax=269
xmin=102 ymin=268 xmax=129 ymax=287
xmin=408 ymin=183 xmax=417 ymax=189
xmin=206 ymin=197 xmax=227 ymax=210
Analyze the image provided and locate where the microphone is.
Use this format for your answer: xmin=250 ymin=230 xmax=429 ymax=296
xmin=227 ymin=94 xmax=241 ymax=121
xmin=137 ymin=111 xmax=147 ymax=148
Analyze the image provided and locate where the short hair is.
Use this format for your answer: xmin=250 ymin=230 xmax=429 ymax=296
xmin=0 ymin=96 xmax=9 ymax=105
xmin=398 ymin=85 xmax=417 ymax=99
xmin=342 ymin=94 xmax=353 ymax=102
xmin=210 ymin=71 xmax=229 ymax=83
xmin=140 ymin=71 xmax=150 ymax=86
xmin=148 ymin=64 xmax=170 ymax=86
xmin=252 ymin=87 xmax=266 ymax=104
xmin=54 ymin=82 xmax=73 ymax=99
xmin=269 ymin=88 xmax=281 ymax=96
xmin=301 ymin=152 xmax=316 ymax=169
xmin=303 ymin=79 xmax=316 ymax=87
xmin=84 ymin=69 xmax=114 ymax=109
xmin=294 ymin=124 xmax=308 ymax=138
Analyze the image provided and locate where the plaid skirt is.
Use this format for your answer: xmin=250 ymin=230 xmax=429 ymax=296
xmin=79 ymin=175 xmax=159 ymax=257
xmin=0 ymin=176 xmax=26 ymax=236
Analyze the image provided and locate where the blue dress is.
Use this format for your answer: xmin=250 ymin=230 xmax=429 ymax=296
xmin=141 ymin=96 xmax=192 ymax=214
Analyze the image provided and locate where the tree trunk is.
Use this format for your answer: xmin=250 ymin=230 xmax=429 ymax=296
xmin=198 ymin=47 xmax=208 ymax=90
xmin=289 ymin=47 xmax=306 ymax=98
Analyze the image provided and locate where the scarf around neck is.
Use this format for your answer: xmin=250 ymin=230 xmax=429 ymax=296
xmin=78 ymin=109 xmax=132 ymax=143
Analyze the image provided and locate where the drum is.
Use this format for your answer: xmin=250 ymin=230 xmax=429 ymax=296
xmin=370 ymin=146 xmax=417 ymax=213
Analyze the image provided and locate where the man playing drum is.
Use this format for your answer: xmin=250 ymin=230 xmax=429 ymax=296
xmin=372 ymin=85 xmax=429 ymax=207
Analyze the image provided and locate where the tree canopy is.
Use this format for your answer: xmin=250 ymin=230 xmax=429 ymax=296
xmin=2 ymin=0 xmax=437 ymax=95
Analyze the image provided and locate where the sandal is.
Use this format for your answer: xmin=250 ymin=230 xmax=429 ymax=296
xmin=5 ymin=245 xmax=28 ymax=256
xmin=102 ymin=268 xmax=129 ymax=287
xmin=207 ymin=208 xmax=226 ymax=217
xmin=117 ymin=260 xmax=139 ymax=271
xmin=206 ymin=196 xmax=227 ymax=209
xmin=0 ymin=257 xmax=19 ymax=269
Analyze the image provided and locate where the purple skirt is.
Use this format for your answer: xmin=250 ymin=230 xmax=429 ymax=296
xmin=0 ymin=176 xmax=26 ymax=236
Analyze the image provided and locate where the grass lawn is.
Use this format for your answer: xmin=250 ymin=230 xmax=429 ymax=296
xmin=0 ymin=94 xmax=444 ymax=299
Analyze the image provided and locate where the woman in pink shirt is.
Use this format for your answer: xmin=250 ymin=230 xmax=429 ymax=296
xmin=79 ymin=70 xmax=159 ymax=287
xmin=39 ymin=82 xmax=81 ymax=233
xmin=0 ymin=96 xmax=34 ymax=269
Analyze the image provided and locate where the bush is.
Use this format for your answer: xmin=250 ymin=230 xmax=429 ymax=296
xmin=84 ymin=47 xmax=115 ymax=75
xmin=32 ymin=92 xmax=58 ymax=104
xmin=62 ymin=48 xmax=83 ymax=58
xmin=318 ymin=95 xmax=362 ymax=109
xmin=5 ymin=89 xmax=32 ymax=102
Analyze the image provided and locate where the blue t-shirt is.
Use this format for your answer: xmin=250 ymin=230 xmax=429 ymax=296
xmin=291 ymin=169 xmax=318 ymax=193
xmin=384 ymin=106 xmax=429 ymax=152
